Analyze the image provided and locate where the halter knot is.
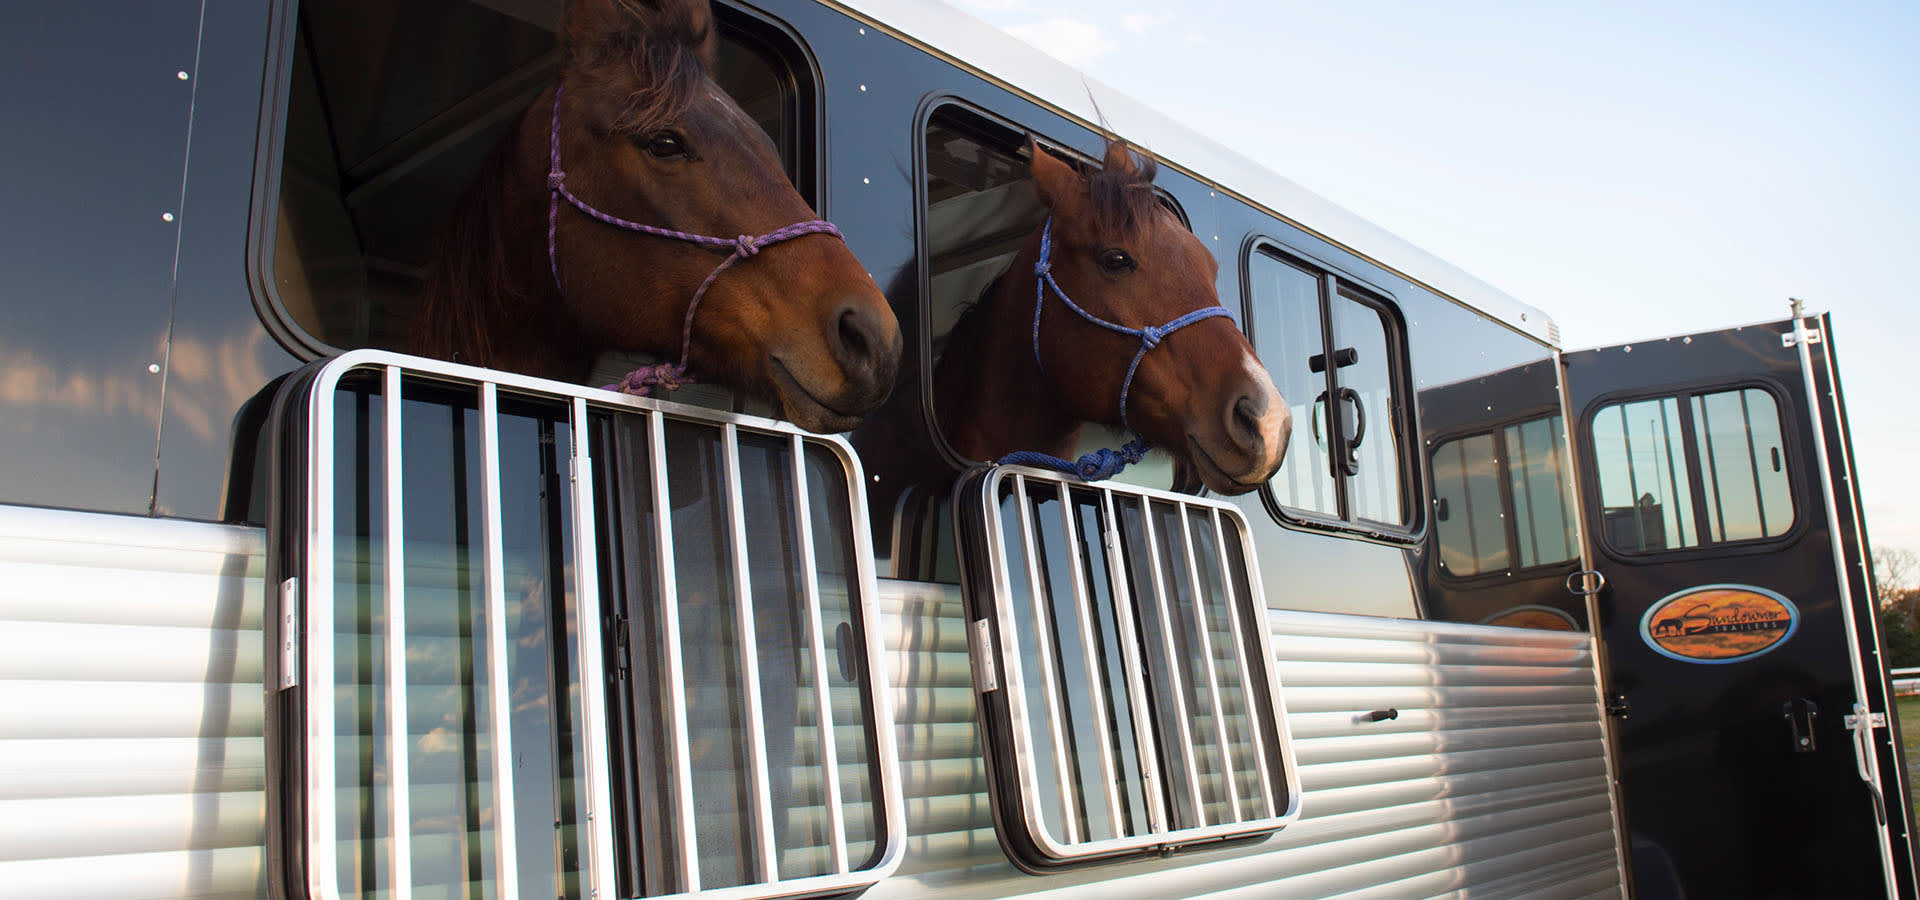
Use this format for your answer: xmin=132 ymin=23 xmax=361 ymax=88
xmin=547 ymin=170 xmax=566 ymax=190
xmin=733 ymin=235 xmax=761 ymax=257
xmin=1033 ymin=259 xmax=1051 ymax=277
xmin=1139 ymin=323 xmax=1168 ymax=349
xmin=605 ymin=362 xmax=689 ymax=397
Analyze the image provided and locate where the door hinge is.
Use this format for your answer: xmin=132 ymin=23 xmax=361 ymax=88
xmin=1782 ymin=328 xmax=1822 ymax=348
xmin=968 ymin=619 xmax=1000 ymax=693
xmin=278 ymin=577 xmax=300 ymax=690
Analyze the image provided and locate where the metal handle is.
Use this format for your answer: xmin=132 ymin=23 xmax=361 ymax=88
xmin=1337 ymin=387 xmax=1366 ymax=476
xmin=1565 ymin=569 xmax=1607 ymax=597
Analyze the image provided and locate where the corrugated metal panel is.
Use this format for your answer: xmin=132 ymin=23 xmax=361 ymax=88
xmin=0 ymin=505 xmax=266 ymax=900
xmin=0 ymin=501 xmax=1620 ymax=899
xmin=867 ymin=584 xmax=1624 ymax=899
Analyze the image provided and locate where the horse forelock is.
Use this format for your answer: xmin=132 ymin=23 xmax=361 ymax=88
xmin=1087 ymin=139 xmax=1162 ymax=241
xmin=570 ymin=1 xmax=713 ymax=135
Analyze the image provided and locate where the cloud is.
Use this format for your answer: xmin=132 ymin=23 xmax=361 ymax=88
xmin=1005 ymin=18 xmax=1116 ymax=69
xmin=1120 ymin=12 xmax=1172 ymax=36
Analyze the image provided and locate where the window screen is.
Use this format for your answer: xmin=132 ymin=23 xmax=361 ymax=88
xmin=953 ymin=466 xmax=1298 ymax=868
xmin=1245 ymin=249 xmax=1412 ymax=532
xmin=1431 ymin=415 xmax=1578 ymax=578
xmin=268 ymin=351 xmax=902 ymax=900
xmin=1590 ymin=386 xmax=1794 ymax=554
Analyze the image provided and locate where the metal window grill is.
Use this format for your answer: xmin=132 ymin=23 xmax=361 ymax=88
xmin=954 ymin=466 xmax=1300 ymax=867
xmin=267 ymin=350 xmax=903 ymax=900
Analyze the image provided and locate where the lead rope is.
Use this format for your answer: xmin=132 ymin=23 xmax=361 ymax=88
xmin=998 ymin=217 xmax=1232 ymax=481
xmin=544 ymin=82 xmax=847 ymax=396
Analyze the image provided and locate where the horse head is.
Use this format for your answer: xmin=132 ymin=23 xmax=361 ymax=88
xmin=416 ymin=0 xmax=900 ymax=433
xmin=955 ymin=139 xmax=1289 ymax=494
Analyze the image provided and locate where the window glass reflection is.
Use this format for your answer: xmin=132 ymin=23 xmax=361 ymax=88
xmin=1329 ymin=289 xmax=1404 ymax=525
xmin=1245 ymin=254 xmax=1336 ymax=517
xmin=1593 ymin=398 xmax=1699 ymax=552
xmin=1692 ymin=389 xmax=1794 ymax=542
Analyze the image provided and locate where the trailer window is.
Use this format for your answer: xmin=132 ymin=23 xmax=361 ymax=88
xmin=1245 ymin=248 xmax=1414 ymax=535
xmin=952 ymin=466 xmax=1298 ymax=868
xmin=1431 ymin=415 xmax=1579 ymax=578
xmin=1590 ymin=386 xmax=1794 ymax=554
xmin=268 ymin=354 xmax=901 ymax=900
xmin=265 ymin=0 xmax=813 ymax=380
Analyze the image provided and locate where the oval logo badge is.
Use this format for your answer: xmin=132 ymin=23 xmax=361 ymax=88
xmin=1639 ymin=584 xmax=1799 ymax=664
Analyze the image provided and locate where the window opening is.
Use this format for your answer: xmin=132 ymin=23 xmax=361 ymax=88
xmin=268 ymin=1 xmax=810 ymax=359
xmin=271 ymin=351 xmax=902 ymax=900
xmin=1431 ymin=414 xmax=1578 ymax=579
xmin=954 ymin=466 xmax=1297 ymax=867
xmin=1590 ymin=386 xmax=1794 ymax=555
xmin=1245 ymin=249 xmax=1412 ymax=532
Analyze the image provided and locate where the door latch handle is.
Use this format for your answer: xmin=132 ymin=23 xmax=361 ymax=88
xmin=1783 ymin=697 xmax=1819 ymax=753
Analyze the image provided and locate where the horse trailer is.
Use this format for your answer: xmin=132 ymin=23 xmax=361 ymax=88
xmin=0 ymin=1 xmax=1910 ymax=898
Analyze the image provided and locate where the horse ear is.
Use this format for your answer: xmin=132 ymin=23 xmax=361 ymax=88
xmin=564 ymin=0 xmax=717 ymax=68
xmin=1028 ymin=137 xmax=1084 ymax=212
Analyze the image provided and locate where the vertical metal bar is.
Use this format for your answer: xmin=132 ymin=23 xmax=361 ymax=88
xmin=1013 ymin=475 xmax=1081 ymax=844
xmin=477 ymin=384 xmax=520 ymax=899
xmin=1178 ymin=502 xmax=1240 ymax=823
xmin=1056 ymin=482 xmax=1124 ymax=837
xmin=381 ymin=365 xmax=414 ymax=900
xmin=1695 ymin=395 xmax=1729 ymax=540
xmin=568 ymin=397 xmax=617 ymax=900
xmin=792 ymin=434 xmax=848 ymax=874
xmin=306 ymin=369 xmax=338 ymax=900
xmin=1098 ymin=491 xmax=1166 ymax=834
xmin=1792 ymin=307 xmax=1902 ymax=898
xmin=1738 ymin=390 xmax=1772 ymax=534
xmin=723 ymin=424 xmax=780 ymax=882
xmin=649 ymin=411 xmax=701 ymax=891
xmin=1211 ymin=509 xmax=1273 ymax=821
xmin=1140 ymin=502 xmax=1204 ymax=827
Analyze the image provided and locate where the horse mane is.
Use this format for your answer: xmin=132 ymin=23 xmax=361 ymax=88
xmin=1086 ymin=139 xmax=1162 ymax=240
xmin=411 ymin=115 xmax=526 ymax=365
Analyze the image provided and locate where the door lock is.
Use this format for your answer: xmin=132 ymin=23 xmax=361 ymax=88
xmin=1783 ymin=698 xmax=1819 ymax=753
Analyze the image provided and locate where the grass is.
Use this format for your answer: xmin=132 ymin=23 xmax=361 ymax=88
xmin=1898 ymin=696 xmax=1920 ymax=823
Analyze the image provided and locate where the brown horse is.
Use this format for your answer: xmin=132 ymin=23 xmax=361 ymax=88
xmin=934 ymin=140 xmax=1290 ymax=494
xmin=411 ymin=0 xmax=899 ymax=433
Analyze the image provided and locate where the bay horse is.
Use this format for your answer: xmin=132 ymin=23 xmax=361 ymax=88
xmin=934 ymin=139 xmax=1290 ymax=494
xmin=412 ymin=0 xmax=900 ymax=433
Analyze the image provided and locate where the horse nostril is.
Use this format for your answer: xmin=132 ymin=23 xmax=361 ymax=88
xmin=831 ymin=301 xmax=897 ymax=383
xmin=837 ymin=307 xmax=871 ymax=365
xmin=1229 ymin=391 xmax=1266 ymax=452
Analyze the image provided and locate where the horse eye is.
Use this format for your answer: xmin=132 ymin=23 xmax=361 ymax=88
xmin=643 ymin=132 xmax=688 ymax=159
xmin=1098 ymin=249 xmax=1137 ymax=273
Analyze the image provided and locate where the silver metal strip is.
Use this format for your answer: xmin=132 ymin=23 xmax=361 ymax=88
xmin=1056 ymin=482 xmax=1124 ymax=837
xmin=1139 ymin=499 xmax=1205 ymax=827
xmin=792 ymin=433 xmax=849 ymax=874
xmin=382 ymin=364 xmax=414 ymax=900
xmin=1100 ymin=490 xmax=1166 ymax=834
xmin=723 ymin=424 xmax=780 ymax=883
xmin=305 ymin=362 xmax=338 ymax=900
xmin=1791 ymin=306 xmax=1901 ymax=898
xmin=1178 ymin=501 xmax=1240 ymax=822
xmin=1013 ymin=474 xmax=1081 ymax=844
xmin=477 ymin=384 xmax=520 ymax=900
xmin=1211 ymin=508 xmax=1273 ymax=820
xmin=649 ymin=410 xmax=702 ymax=892
xmin=568 ymin=397 xmax=617 ymax=900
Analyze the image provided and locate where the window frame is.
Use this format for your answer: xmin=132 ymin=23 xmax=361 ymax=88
xmin=246 ymin=0 xmax=826 ymax=361
xmin=1579 ymin=377 xmax=1807 ymax=563
xmin=1427 ymin=407 xmax=1582 ymax=585
xmin=1240 ymin=237 xmax=1423 ymax=544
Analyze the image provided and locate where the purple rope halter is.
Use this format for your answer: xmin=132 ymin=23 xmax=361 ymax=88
xmin=544 ymin=83 xmax=846 ymax=396
xmin=999 ymin=216 xmax=1233 ymax=481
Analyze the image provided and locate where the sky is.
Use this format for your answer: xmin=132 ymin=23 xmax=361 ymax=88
xmin=948 ymin=0 xmax=1920 ymax=564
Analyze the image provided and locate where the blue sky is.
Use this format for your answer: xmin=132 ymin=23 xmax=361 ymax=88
xmin=951 ymin=0 xmax=1920 ymax=561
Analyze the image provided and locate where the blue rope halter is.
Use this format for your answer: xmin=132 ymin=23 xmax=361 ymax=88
xmin=998 ymin=217 xmax=1233 ymax=481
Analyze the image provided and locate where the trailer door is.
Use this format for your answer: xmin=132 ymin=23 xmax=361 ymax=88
xmin=1562 ymin=314 xmax=1916 ymax=899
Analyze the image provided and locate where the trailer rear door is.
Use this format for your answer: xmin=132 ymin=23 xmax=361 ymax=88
xmin=1563 ymin=313 xmax=1916 ymax=899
